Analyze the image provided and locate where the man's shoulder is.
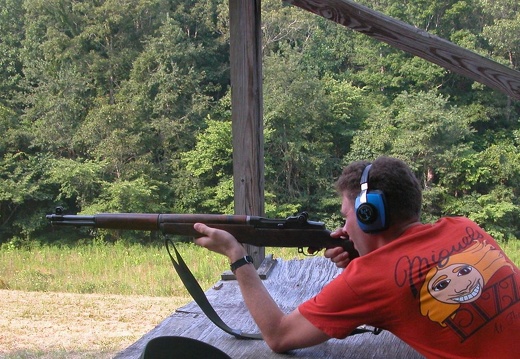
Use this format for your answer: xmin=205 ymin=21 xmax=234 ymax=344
xmin=433 ymin=216 xmax=478 ymax=228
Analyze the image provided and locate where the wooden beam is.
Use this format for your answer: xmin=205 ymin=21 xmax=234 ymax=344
xmin=287 ymin=0 xmax=520 ymax=100
xmin=229 ymin=0 xmax=266 ymax=266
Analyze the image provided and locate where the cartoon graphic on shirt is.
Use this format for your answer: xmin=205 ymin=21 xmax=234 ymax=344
xmin=420 ymin=240 xmax=514 ymax=327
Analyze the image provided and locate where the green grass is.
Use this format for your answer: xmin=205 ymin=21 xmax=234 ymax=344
xmin=501 ymin=239 xmax=520 ymax=265
xmin=0 ymin=241 xmax=227 ymax=296
xmin=1 ymin=239 xmax=518 ymax=297
xmin=0 ymin=241 xmax=307 ymax=297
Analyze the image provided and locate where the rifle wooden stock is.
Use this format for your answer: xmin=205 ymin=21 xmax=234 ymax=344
xmin=46 ymin=211 xmax=359 ymax=259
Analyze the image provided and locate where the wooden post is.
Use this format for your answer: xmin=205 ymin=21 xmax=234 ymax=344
xmin=228 ymin=0 xmax=274 ymax=276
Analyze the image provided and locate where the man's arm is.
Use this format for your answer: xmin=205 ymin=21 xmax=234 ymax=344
xmin=193 ymin=223 xmax=330 ymax=353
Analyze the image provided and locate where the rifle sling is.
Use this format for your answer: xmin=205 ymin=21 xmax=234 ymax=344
xmin=164 ymin=238 xmax=380 ymax=340
xmin=165 ymin=238 xmax=263 ymax=340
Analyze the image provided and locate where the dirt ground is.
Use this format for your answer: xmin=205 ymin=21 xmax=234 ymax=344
xmin=0 ymin=290 xmax=189 ymax=359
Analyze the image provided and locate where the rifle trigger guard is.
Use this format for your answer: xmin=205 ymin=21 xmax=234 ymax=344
xmin=298 ymin=247 xmax=318 ymax=256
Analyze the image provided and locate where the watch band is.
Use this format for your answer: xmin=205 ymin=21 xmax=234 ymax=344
xmin=230 ymin=255 xmax=254 ymax=273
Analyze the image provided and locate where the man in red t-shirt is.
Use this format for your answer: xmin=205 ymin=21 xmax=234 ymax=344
xmin=194 ymin=156 xmax=520 ymax=358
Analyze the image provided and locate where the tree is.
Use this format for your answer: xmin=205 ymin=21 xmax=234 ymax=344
xmin=118 ymin=0 xmax=229 ymax=170
xmin=480 ymin=0 xmax=520 ymax=70
xmin=0 ymin=152 xmax=56 ymax=242
xmin=441 ymin=140 xmax=520 ymax=239
xmin=348 ymin=90 xmax=475 ymax=186
xmin=174 ymin=118 xmax=234 ymax=214
xmin=0 ymin=0 xmax=25 ymax=108
xmin=262 ymin=46 xmax=370 ymax=214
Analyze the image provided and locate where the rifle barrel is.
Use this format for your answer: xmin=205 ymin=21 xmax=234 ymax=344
xmin=46 ymin=214 xmax=96 ymax=226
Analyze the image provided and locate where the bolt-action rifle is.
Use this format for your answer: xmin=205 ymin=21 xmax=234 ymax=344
xmin=46 ymin=208 xmax=372 ymax=339
xmin=46 ymin=208 xmax=358 ymax=258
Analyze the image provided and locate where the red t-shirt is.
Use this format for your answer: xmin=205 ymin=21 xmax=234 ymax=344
xmin=299 ymin=217 xmax=520 ymax=358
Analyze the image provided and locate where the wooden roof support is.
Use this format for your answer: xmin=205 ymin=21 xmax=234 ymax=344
xmin=229 ymin=0 xmax=266 ymax=267
xmin=287 ymin=0 xmax=520 ymax=101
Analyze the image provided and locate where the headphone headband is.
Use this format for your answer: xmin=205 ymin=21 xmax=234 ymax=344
xmin=360 ymin=164 xmax=372 ymax=185
xmin=359 ymin=164 xmax=372 ymax=204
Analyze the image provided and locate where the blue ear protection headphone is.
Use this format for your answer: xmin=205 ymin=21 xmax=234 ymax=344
xmin=355 ymin=164 xmax=388 ymax=233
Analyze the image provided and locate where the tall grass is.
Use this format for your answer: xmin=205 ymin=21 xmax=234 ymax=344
xmin=501 ymin=239 xmax=520 ymax=265
xmin=1 ymin=239 xmax=518 ymax=297
xmin=0 ymin=242 xmax=230 ymax=297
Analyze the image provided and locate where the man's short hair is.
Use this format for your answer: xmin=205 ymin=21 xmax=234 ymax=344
xmin=335 ymin=156 xmax=422 ymax=226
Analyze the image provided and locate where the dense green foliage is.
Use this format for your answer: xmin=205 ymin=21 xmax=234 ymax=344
xmin=1 ymin=0 xmax=519 ymax=245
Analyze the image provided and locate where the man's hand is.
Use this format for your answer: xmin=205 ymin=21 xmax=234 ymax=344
xmin=324 ymin=227 xmax=353 ymax=268
xmin=193 ymin=223 xmax=247 ymax=262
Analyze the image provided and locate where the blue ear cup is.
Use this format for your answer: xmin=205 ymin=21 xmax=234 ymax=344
xmin=355 ymin=164 xmax=388 ymax=233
